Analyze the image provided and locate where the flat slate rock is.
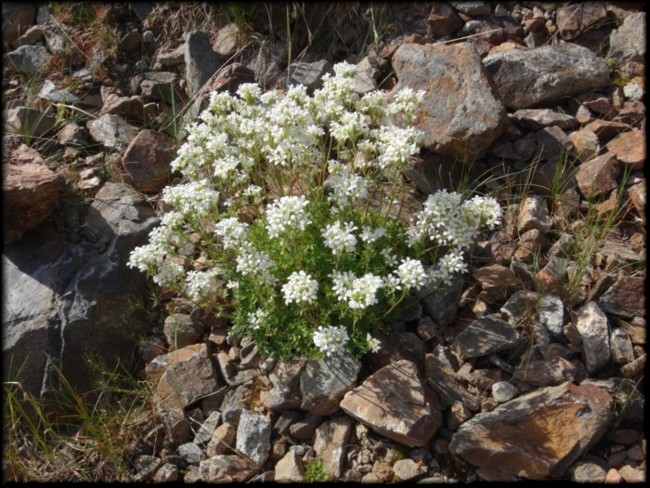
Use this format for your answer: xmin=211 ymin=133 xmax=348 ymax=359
xmin=454 ymin=315 xmax=522 ymax=359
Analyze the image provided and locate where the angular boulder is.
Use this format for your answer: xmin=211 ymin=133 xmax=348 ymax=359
xmin=340 ymin=360 xmax=440 ymax=447
xmin=2 ymin=137 xmax=58 ymax=244
xmin=2 ymin=182 xmax=159 ymax=396
xmin=391 ymin=42 xmax=507 ymax=161
xmin=483 ymin=44 xmax=611 ymax=109
xmin=449 ymin=382 xmax=614 ymax=480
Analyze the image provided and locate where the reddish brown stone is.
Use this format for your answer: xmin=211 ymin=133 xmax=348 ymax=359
xmin=122 ymin=129 xmax=177 ymax=192
xmin=2 ymin=137 xmax=58 ymax=244
xmin=606 ymin=129 xmax=646 ymax=170
xmin=574 ymin=154 xmax=620 ymax=199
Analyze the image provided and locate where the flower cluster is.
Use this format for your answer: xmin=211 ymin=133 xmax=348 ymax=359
xmin=128 ymin=61 xmax=502 ymax=359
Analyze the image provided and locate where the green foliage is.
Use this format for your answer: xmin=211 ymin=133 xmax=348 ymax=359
xmin=304 ymin=458 xmax=330 ymax=482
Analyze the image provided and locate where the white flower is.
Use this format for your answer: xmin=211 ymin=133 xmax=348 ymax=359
xmin=461 ymin=195 xmax=503 ymax=231
xmin=346 ymin=273 xmax=384 ymax=310
xmin=265 ymin=195 xmax=311 ymax=238
xmin=330 ymin=111 xmax=369 ymax=144
xmin=373 ymin=126 xmax=422 ymax=173
xmin=331 ymin=270 xmax=355 ymax=302
xmin=360 ymin=226 xmax=387 ymax=243
xmin=396 ymin=258 xmax=429 ymax=291
xmin=237 ymin=83 xmax=262 ymax=103
xmin=236 ymin=248 xmax=276 ymax=285
xmin=185 ymin=269 xmax=217 ymax=303
xmin=248 ymin=309 xmax=268 ymax=330
xmin=153 ymin=260 xmax=185 ymax=287
xmin=380 ymin=247 xmax=398 ymax=267
xmin=388 ymin=87 xmax=426 ymax=123
xmin=326 ymin=168 xmax=369 ymax=208
xmin=313 ymin=325 xmax=349 ymax=357
xmin=282 ymin=270 xmax=319 ymax=305
xmin=161 ymin=180 xmax=220 ymax=218
xmin=366 ymin=333 xmax=381 ymax=353
xmin=322 ymin=221 xmax=358 ymax=255
xmin=430 ymin=249 xmax=468 ymax=285
xmin=226 ymin=280 xmax=240 ymax=290
xmin=214 ymin=217 xmax=249 ymax=250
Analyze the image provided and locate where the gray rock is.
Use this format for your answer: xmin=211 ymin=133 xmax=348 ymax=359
xmin=449 ymin=381 xmax=614 ymax=480
xmin=491 ymin=381 xmax=518 ymax=403
xmin=575 ymin=302 xmax=611 ymax=374
xmin=263 ymin=358 xmax=306 ymax=411
xmin=609 ymin=12 xmax=646 ymax=62
xmin=569 ymin=460 xmax=608 ymax=483
xmin=214 ymin=23 xmax=243 ymax=57
xmin=163 ymin=313 xmax=203 ymax=351
xmin=610 ymin=328 xmax=635 ymax=365
xmin=152 ymin=462 xmax=180 ymax=482
xmin=193 ymin=411 xmax=221 ymax=446
xmin=340 ymin=360 xmax=441 ymax=447
xmin=312 ymin=416 xmax=354 ymax=480
xmin=38 ymin=79 xmax=81 ymax=104
xmin=132 ymin=455 xmax=162 ymax=482
xmin=536 ymin=125 xmax=574 ymax=165
xmin=392 ymin=42 xmax=506 ymax=161
xmin=365 ymin=331 xmax=426 ymax=373
xmin=455 ymin=315 xmax=522 ymax=360
xmin=288 ymin=413 xmax=322 ymax=442
xmin=3 ymin=44 xmax=49 ymax=74
xmin=300 ymin=352 xmax=360 ymax=416
xmin=185 ymin=31 xmax=222 ymax=97
xmin=87 ymin=114 xmax=139 ymax=150
xmin=5 ymin=106 xmax=57 ymax=138
xmin=420 ymin=275 xmax=463 ymax=327
xmin=236 ymin=409 xmax=272 ymax=467
xmin=249 ymin=39 xmax=286 ymax=88
xmin=511 ymin=109 xmax=578 ymax=130
xmin=451 ymin=1 xmax=491 ymax=16
xmin=156 ymin=45 xmax=185 ymax=68
xmin=58 ymin=122 xmax=91 ymax=146
xmin=538 ymin=294 xmax=565 ymax=340
xmin=3 ymin=182 xmax=159 ymax=397
xmin=483 ymin=44 xmax=611 ymax=109
xmin=178 ymin=442 xmax=206 ymax=465
xmin=288 ymin=59 xmax=332 ymax=92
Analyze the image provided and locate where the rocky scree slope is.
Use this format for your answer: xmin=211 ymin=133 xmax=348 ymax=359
xmin=2 ymin=2 xmax=646 ymax=483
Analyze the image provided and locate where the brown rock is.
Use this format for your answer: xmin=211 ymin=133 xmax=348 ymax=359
xmin=626 ymin=179 xmax=646 ymax=223
xmin=312 ymin=416 xmax=354 ymax=480
xmin=427 ymin=2 xmax=463 ymax=37
xmin=583 ymin=96 xmax=616 ymax=118
xmin=604 ymin=468 xmax=623 ymax=483
xmin=391 ymin=42 xmax=506 ymax=161
xmin=599 ymin=276 xmax=646 ymax=318
xmin=574 ymin=153 xmax=620 ymax=200
xmin=146 ymin=343 xmax=218 ymax=411
xmin=341 ymin=360 xmax=440 ymax=447
xmin=517 ymin=195 xmax=551 ymax=233
xmin=275 ymin=450 xmax=305 ymax=483
xmin=206 ymin=422 xmax=236 ymax=457
xmin=449 ymin=382 xmax=614 ymax=480
xmin=198 ymin=455 xmax=257 ymax=483
xmin=2 ymin=137 xmax=58 ymax=244
xmin=5 ymin=106 xmax=57 ymax=138
xmin=569 ymin=128 xmax=600 ymax=162
xmin=556 ymin=2 xmax=608 ymax=40
xmin=121 ymin=129 xmax=176 ymax=192
xmin=606 ymin=129 xmax=646 ymax=170
xmin=473 ymin=264 xmax=521 ymax=301
xmin=513 ymin=357 xmax=577 ymax=386
xmin=618 ymin=464 xmax=646 ymax=483
xmin=587 ymin=119 xmax=633 ymax=142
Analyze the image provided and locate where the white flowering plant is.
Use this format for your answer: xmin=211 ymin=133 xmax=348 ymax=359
xmin=128 ymin=62 xmax=503 ymax=360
